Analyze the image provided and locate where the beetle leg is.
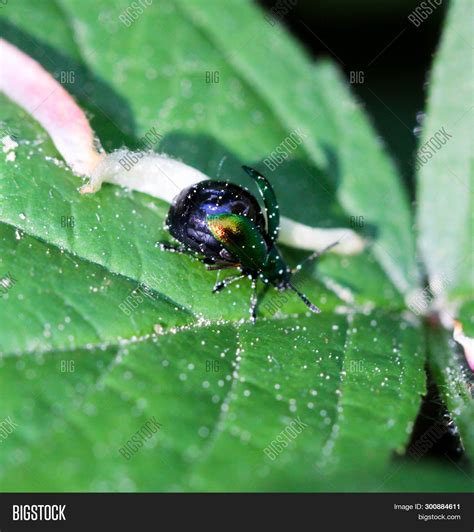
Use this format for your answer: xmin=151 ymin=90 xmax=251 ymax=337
xmin=249 ymin=277 xmax=258 ymax=324
xmin=288 ymin=283 xmax=321 ymax=314
xmin=156 ymin=242 xmax=188 ymax=254
xmin=292 ymin=240 xmax=339 ymax=273
xmin=212 ymin=274 xmax=245 ymax=293
xmin=157 ymin=242 xmax=218 ymax=266
xmin=205 ymin=263 xmax=240 ymax=271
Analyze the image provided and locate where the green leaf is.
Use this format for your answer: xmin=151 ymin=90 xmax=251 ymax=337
xmin=0 ymin=230 xmax=426 ymax=489
xmin=415 ymin=0 xmax=473 ymax=463
xmin=416 ymin=0 xmax=473 ymax=302
xmin=0 ymin=0 xmax=437 ymax=491
xmin=427 ymin=328 xmax=474 ymax=462
xmin=0 ymin=224 xmax=193 ymax=355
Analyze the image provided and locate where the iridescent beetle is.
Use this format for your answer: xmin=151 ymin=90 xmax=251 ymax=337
xmin=159 ymin=166 xmax=336 ymax=322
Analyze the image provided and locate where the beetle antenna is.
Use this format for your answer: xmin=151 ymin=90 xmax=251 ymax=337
xmin=288 ymin=283 xmax=321 ymax=314
xmin=292 ymin=240 xmax=339 ymax=274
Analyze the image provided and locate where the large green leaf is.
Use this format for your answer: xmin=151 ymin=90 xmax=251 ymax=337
xmin=0 ymin=94 xmax=431 ymax=490
xmin=1 ymin=223 xmax=471 ymax=490
xmin=0 ymin=223 xmax=426 ymax=490
xmin=416 ymin=0 xmax=473 ymax=301
xmin=415 ymin=0 xmax=473 ymax=462
xmin=0 ymin=0 xmax=460 ymax=492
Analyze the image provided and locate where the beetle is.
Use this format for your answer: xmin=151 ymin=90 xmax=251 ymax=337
xmin=159 ymin=166 xmax=337 ymax=322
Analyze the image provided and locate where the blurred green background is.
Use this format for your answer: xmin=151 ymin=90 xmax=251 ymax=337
xmin=259 ymin=0 xmax=446 ymax=197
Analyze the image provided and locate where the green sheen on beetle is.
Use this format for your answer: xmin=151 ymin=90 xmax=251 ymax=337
xmin=159 ymin=166 xmax=337 ymax=322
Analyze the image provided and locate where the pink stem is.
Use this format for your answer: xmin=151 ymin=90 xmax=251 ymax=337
xmin=0 ymin=38 xmax=104 ymax=176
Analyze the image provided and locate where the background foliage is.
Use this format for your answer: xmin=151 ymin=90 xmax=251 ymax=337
xmin=0 ymin=0 xmax=471 ymax=491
